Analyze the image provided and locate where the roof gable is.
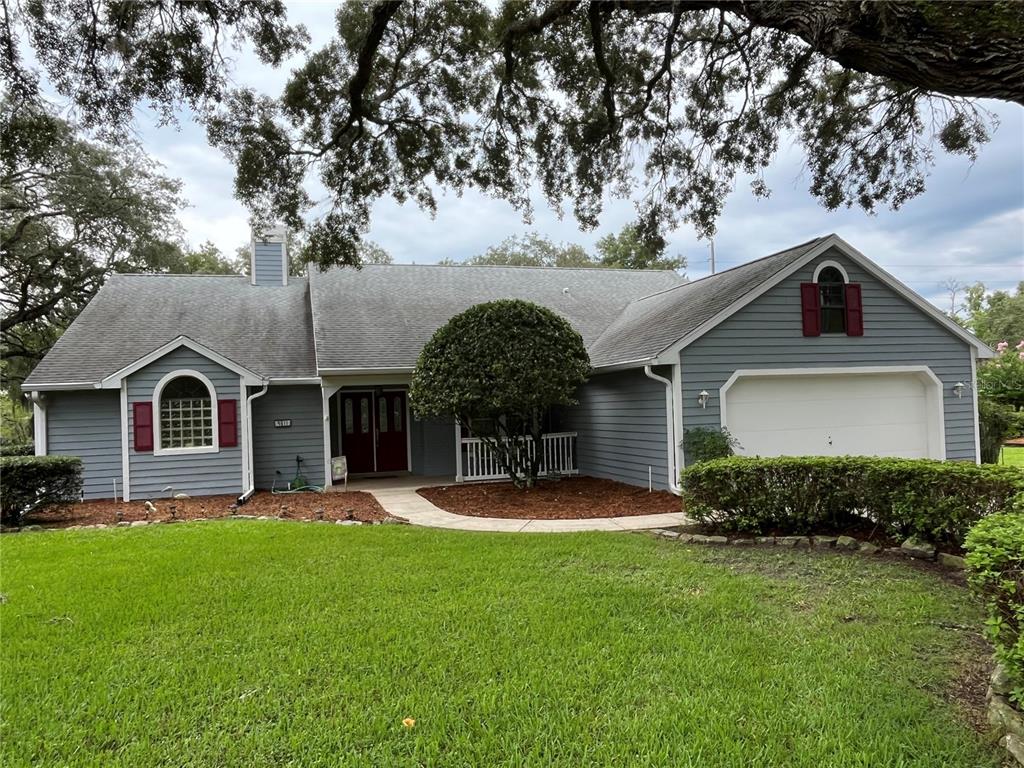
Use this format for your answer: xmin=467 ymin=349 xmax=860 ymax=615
xmin=648 ymin=234 xmax=992 ymax=364
xmin=24 ymin=274 xmax=318 ymax=388
xmin=99 ymin=336 xmax=263 ymax=388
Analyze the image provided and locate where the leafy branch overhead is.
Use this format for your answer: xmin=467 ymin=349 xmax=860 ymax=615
xmin=207 ymin=0 xmax=1020 ymax=267
xmin=5 ymin=1 xmax=1023 ymax=269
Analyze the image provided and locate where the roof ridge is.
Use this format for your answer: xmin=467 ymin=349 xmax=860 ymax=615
xmin=112 ymin=272 xmax=250 ymax=278
xmin=347 ymin=262 xmax=684 ymax=274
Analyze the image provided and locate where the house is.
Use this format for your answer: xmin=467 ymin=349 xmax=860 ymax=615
xmin=23 ymin=231 xmax=992 ymax=501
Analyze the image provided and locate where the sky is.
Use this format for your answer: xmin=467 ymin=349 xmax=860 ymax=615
xmin=135 ymin=1 xmax=1022 ymax=311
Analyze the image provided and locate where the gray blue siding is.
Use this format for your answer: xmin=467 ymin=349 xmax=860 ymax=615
xmin=127 ymin=347 xmax=243 ymax=498
xmin=251 ymin=385 xmax=325 ymax=488
xmin=47 ymin=391 xmax=122 ymax=499
xmin=679 ymin=247 xmax=977 ymax=463
xmin=560 ymin=369 xmax=670 ymax=489
xmin=411 ymin=415 xmax=457 ymax=476
xmin=253 ymin=242 xmax=285 ymax=286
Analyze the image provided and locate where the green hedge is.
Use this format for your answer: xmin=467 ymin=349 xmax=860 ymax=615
xmin=680 ymin=456 xmax=1024 ymax=546
xmin=0 ymin=455 xmax=83 ymax=526
xmin=0 ymin=442 xmax=34 ymax=457
xmin=965 ymin=509 xmax=1024 ymax=707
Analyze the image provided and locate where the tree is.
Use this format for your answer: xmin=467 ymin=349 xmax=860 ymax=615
xmin=1 ymin=101 xmax=185 ymax=390
xmin=937 ymin=278 xmax=968 ymax=320
xmin=596 ymin=224 xmax=684 ymax=271
xmin=446 ymin=232 xmax=592 ymax=268
xmin=174 ymin=241 xmax=244 ymax=275
xmin=962 ymin=282 xmax=1024 ymax=348
xmin=359 ymin=241 xmax=394 ymax=264
xmin=5 ymin=2 xmax=1021 ymax=267
xmin=410 ymin=300 xmax=589 ymax=487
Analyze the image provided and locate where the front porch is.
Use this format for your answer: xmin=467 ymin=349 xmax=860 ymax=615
xmin=320 ymin=379 xmax=578 ymax=487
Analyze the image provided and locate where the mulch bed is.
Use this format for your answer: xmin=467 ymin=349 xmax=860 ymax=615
xmin=19 ymin=491 xmax=390 ymax=529
xmin=418 ymin=476 xmax=681 ymax=519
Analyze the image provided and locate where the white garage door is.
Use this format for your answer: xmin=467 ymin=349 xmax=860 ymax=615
xmin=722 ymin=370 xmax=944 ymax=460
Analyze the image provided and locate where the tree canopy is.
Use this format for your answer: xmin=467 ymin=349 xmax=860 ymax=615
xmin=410 ymin=299 xmax=590 ymax=486
xmin=445 ymin=225 xmax=684 ymax=270
xmin=595 ymin=224 xmax=684 ymax=270
xmin=961 ymin=282 xmax=1024 ymax=349
xmin=1 ymin=101 xmax=186 ymax=391
xmin=4 ymin=1 xmax=1021 ymax=268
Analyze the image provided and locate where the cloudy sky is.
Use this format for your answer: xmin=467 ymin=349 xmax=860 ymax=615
xmin=136 ymin=2 xmax=1022 ymax=310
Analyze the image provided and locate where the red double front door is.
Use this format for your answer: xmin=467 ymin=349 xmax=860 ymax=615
xmin=338 ymin=390 xmax=408 ymax=473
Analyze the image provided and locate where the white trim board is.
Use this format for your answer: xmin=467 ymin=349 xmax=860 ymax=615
xmin=319 ymin=367 xmax=414 ymax=376
xmin=812 ymin=259 xmax=850 ymax=283
xmin=718 ymin=365 xmax=947 ymax=461
xmin=31 ymin=394 xmax=47 ymax=456
xmin=654 ymin=234 xmax=993 ymax=364
xmin=99 ymin=336 xmax=264 ymax=389
xmin=120 ymin=381 xmax=130 ymax=501
xmin=970 ymin=355 xmax=981 ymax=464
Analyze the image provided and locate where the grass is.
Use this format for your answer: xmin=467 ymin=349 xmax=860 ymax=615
xmin=0 ymin=523 xmax=1000 ymax=767
xmin=999 ymin=445 xmax=1024 ymax=467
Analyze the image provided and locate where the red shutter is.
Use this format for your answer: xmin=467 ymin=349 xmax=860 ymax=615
xmin=218 ymin=399 xmax=238 ymax=448
xmin=800 ymin=283 xmax=821 ymax=336
xmin=845 ymin=283 xmax=864 ymax=336
xmin=133 ymin=402 xmax=153 ymax=452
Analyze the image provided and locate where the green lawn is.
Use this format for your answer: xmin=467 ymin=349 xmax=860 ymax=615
xmin=0 ymin=523 xmax=1000 ymax=767
xmin=999 ymin=445 xmax=1024 ymax=467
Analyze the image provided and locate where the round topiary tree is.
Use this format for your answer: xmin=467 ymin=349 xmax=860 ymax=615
xmin=410 ymin=299 xmax=590 ymax=487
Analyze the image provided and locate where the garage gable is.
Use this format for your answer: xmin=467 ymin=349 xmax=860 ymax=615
xmin=678 ymin=246 xmax=980 ymax=463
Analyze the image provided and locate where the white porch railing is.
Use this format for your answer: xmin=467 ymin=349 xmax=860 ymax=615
xmin=457 ymin=432 xmax=578 ymax=482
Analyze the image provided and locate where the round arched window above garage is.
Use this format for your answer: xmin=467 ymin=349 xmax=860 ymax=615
xmin=159 ymin=375 xmax=214 ymax=449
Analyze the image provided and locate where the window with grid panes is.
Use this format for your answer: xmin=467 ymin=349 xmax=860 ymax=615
xmin=159 ymin=376 xmax=213 ymax=448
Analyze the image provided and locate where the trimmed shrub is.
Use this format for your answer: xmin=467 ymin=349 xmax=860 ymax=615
xmin=680 ymin=456 xmax=1024 ymax=546
xmin=0 ymin=455 xmax=83 ymax=526
xmin=979 ymin=397 xmax=1015 ymax=464
xmin=682 ymin=427 xmax=739 ymax=464
xmin=0 ymin=442 xmax=34 ymax=456
xmin=965 ymin=510 xmax=1024 ymax=707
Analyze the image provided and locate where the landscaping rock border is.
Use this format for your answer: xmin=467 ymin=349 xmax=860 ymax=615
xmin=988 ymin=664 xmax=1024 ymax=766
xmin=3 ymin=515 xmax=409 ymax=533
xmin=647 ymin=529 xmax=966 ymax=570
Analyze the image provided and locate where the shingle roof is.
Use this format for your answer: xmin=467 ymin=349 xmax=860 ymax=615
xmin=24 ymin=236 xmax=837 ymax=387
xmin=587 ymin=237 xmax=828 ymax=366
xmin=308 ymin=264 xmax=685 ymax=371
xmin=23 ymin=275 xmax=317 ymax=386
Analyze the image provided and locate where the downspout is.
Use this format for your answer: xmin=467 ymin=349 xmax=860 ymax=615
xmin=237 ymin=382 xmax=269 ymax=504
xmin=643 ymin=365 xmax=683 ymax=496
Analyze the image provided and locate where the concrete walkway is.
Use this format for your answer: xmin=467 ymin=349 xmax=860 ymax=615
xmin=362 ymin=478 xmax=689 ymax=533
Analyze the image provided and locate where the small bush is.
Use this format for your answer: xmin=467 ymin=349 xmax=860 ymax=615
xmin=979 ymin=397 xmax=1015 ymax=464
xmin=682 ymin=427 xmax=739 ymax=464
xmin=0 ymin=442 xmax=33 ymax=457
xmin=965 ymin=510 xmax=1024 ymax=707
xmin=680 ymin=456 xmax=1024 ymax=546
xmin=0 ymin=455 xmax=83 ymax=526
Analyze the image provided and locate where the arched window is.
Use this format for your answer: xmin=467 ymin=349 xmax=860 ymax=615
xmin=801 ymin=261 xmax=863 ymax=338
xmin=817 ymin=265 xmax=847 ymax=334
xmin=156 ymin=372 xmax=216 ymax=452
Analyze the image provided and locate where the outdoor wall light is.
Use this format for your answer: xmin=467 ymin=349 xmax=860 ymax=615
xmin=952 ymin=381 xmax=967 ymax=399
xmin=697 ymin=390 xmax=710 ymax=409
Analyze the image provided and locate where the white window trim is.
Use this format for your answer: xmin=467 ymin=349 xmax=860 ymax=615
xmin=152 ymin=369 xmax=220 ymax=456
xmin=718 ymin=365 xmax=946 ymax=461
xmin=812 ymin=259 xmax=850 ymax=283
